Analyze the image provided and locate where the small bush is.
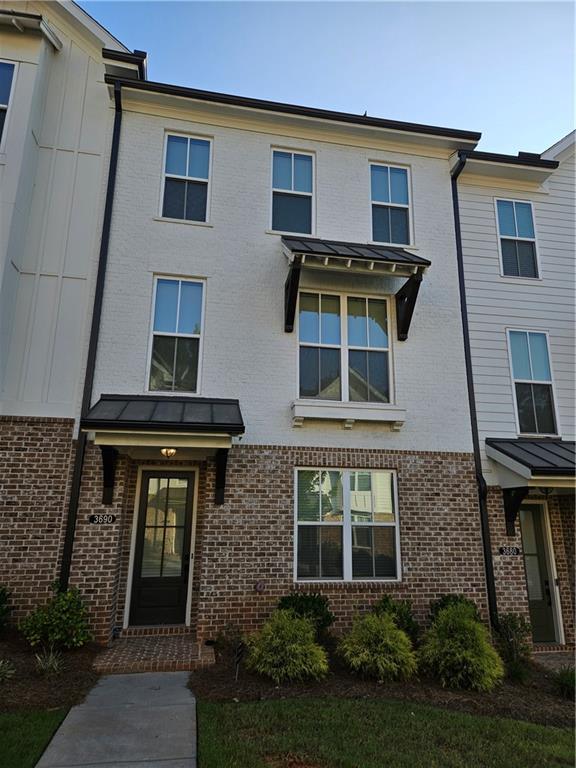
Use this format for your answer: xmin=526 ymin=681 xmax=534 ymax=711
xmin=429 ymin=594 xmax=480 ymax=622
xmin=553 ymin=665 xmax=575 ymax=700
xmin=277 ymin=593 xmax=335 ymax=635
xmin=35 ymin=647 xmax=65 ymax=677
xmin=372 ymin=595 xmax=420 ymax=644
xmin=20 ymin=585 xmax=92 ymax=650
xmin=0 ymin=659 xmax=15 ymax=683
xmin=339 ymin=613 xmax=417 ymax=683
xmin=0 ymin=587 xmax=11 ymax=633
xmin=496 ymin=613 xmax=532 ymax=682
xmin=246 ymin=609 xmax=328 ymax=685
xmin=419 ymin=604 xmax=504 ymax=692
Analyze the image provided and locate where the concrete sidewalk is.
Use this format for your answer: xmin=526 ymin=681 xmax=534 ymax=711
xmin=36 ymin=672 xmax=196 ymax=768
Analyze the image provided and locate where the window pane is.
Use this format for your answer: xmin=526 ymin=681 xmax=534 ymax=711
xmin=319 ymin=348 xmax=341 ymax=399
xmin=141 ymin=531 xmax=163 ymax=577
xmin=390 ymin=167 xmax=408 ymax=205
xmin=524 ymin=554 xmax=543 ymax=600
xmin=0 ymin=62 xmax=14 ymax=106
xmin=154 ymin=279 xmax=178 ymax=332
xmin=185 ymin=180 xmax=208 ymax=221
xmin=347 ymin=297 xmax=367 ymax=346
xmin=352 ymin=527 xmax=396 ymax=579
xmin=146 ymin=478 xmax=164 ymax=526
xmin=533 ymin=384 xmax=556 ymax=434
xmin=294 ymin=154 xmax=312 ymax=193
xmin=299 ymin=293 xmax=319 ymax=343
xmin=321 ymin=295 xmax=340 ymax=345
xmin=390 ymin=207 xmax=409 ymax=245
xmin=516 ymin=383 xmax=537 ymax=433
xmin=177 ymin=282 xmax=203 ymax=334
xmin=514 ymin=202 xmax=535 ymax=238
xmin=501 ymin=239 xmax=519 ymax=276
xmin=273 ymin=151 xmax=292 ymax=189
xmin=298 ymin=470 xmax=320 ymax=522
xmin=371 ymin=165 xmax=389 ymax=203
xmin=297 ymin=526 xmax=343 ymax=579
xmin=188 ymin=138 xmax=210 ymax=179
xmin=272 ymin=192 xmax=311 ymax=233
xmin=321 ymin=471 xmax=343 ymax=521
xmin=372 ymin=206 xmax=390 ymax=242
xmin=367 ymin=299 xmax=388 ymax=347
xmin=162 ymin=527 xmax=184 ymax=576
xmin=348 ymin=350 xmax=368 ymax=402
xmin=0 ymin=109 xmax=6 ymax=142
xmin=299 ymin=346 xmax=319 ymax=397
xmin=174 ymin=337 xmax=199 ymax=391
xmin=528 ymin=333 xmax=551 ymax=381
xmin=517 ymin=241 xmax=538 ymax=278
xmin=162 ymin=178 xmax=186 ymax=219
xmin=149 ymin=335 xmax=175 ymax=391
xmin=368 ymin=351 xmax=389 ymax=402
xmin=372 ymin=472 xmax=395 ymax=522
xmin=166 ymin=479 xmax=188 ymax=527
xmin=510 ymin=331 xmax=531 ymax=379
xmin=165 ymin=135 xmax=188 ymax=175
xmin=497 ymin=200 xmax=516 ymax=237
xmin=350 ymin=472 xmax=372 ymax=522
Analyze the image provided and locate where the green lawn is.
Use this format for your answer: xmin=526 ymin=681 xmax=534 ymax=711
xmin=0 ymin=710 xmax=66 ymax=768
xmin=197 ymin=698 xmax=574 ymax=768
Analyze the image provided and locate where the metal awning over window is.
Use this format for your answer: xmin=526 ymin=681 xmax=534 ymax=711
xmin=281 ymin=236 xmax=430 ymax=340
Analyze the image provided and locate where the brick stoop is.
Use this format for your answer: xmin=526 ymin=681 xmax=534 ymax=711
xmin=93 ymin=635 xmax=215 ymax=674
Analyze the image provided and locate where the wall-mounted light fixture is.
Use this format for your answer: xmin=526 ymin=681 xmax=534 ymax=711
xmin=160 ymin=448 xmax=177 ymax=458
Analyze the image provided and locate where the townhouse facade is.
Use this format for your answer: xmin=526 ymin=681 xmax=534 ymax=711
xmin=0 ymin=2 xmax=573 ymax=654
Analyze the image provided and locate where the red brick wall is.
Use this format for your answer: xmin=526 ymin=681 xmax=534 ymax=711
xmin=548 ymin=494 xmax=575 ymax=646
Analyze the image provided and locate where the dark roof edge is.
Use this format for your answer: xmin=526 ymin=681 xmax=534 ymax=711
xmin=96 ymin=394 xmax=242 ymax=404
xmin=105 ymin=75 xmax=482 ymax=142
xmin=0 ymin=9 xmax=42 ymax=20
xmin=103 ymin=48 xmax=147 ymax=80
xmin=281 ymin=235 xmax=432 ymax=265
xmin=80 ymin=418 xmax=245 ymax=435
xmin=463 ymin=149 xmax=559 ymax=170
xmin=485 ymin=437 xmax=575 ymax=476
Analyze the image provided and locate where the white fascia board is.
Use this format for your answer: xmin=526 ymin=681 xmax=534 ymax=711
xmin=90 ymin=430 xmax=232 ymax=449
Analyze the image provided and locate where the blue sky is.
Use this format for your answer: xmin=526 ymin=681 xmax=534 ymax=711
xmin=79 ymin=1 xmax=574 ymax=153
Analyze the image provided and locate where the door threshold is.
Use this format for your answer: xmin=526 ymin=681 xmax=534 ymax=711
xmin=120 ymin=624 xmax=193 ymax=638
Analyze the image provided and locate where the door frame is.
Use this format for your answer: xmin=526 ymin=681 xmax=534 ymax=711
xmin=123 ymin=465 xmax=199 ymax=629
xmin=520 ymin=499 xmax=565 ymax=645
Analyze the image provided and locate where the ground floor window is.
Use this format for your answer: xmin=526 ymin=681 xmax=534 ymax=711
xmin=295 ymin=468 xmax=399 ymax=581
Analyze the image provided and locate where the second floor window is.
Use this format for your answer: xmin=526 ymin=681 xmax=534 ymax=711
xmin=149 ymin=278 xmax=204 ymax=393
xmin=496 ymin=199 xmax=538 ymax=278
xmin=508 ymin=330 xmax=557 ymax=435
xmin=272 ymin=150 xmax=313 ymax=234
xmin=299 ymin=292 xmax=390 ymax=403
xmin=0 ymin=61 xmax=15 ymax=145
xmin=371 ymin=164 xmax=410 ymax=245
xmin=162 ymin=134 xmax=211 ymax=222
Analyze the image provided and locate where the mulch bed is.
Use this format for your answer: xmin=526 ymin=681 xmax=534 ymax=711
xmin=0 ymin=631 xmax=100 ymax=711
xmin=190 ymin=649 xmax=574 ymax=729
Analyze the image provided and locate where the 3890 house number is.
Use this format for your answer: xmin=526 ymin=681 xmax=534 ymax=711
xmin=499 ymin=546 xmax=521 ymax=556
xmin=89 ymin=514 xmax=117 ymax=525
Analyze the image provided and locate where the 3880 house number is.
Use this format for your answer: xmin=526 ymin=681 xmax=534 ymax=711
xmin=89 ymin=514 xmax=117 ymax=525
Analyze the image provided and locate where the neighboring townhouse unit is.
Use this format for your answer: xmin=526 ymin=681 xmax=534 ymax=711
xmin=455 ymin=132 xmax=575 ymax=647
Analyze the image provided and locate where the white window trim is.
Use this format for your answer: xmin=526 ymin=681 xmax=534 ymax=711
xmin=0 ymin=59 xmax=18 ymax=154
xmin=369 ymin=162 xmax=413 ymax=247
xmin=494 ymin=198 xmax=541 ymax=281
xmin=293 ymin=467 xmax=402 ymax=584
xmin=505 ymin=327 xmax=561 ymax=438
xmin=159 ymin=132 xmax=213 ymax=224
xmin=296 ymin=289 xmax=396 ymax=406
xmin=145 ymin=274 xmax=207 ymax=396
xmin=270 ymin=147 xmax=315 ymax=236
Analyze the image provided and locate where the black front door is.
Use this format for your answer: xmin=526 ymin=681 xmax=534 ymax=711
xmin=519 ymin=504 xmax=557 ymax=643
xmin=130 ymin=472 xmax=195 ymax=626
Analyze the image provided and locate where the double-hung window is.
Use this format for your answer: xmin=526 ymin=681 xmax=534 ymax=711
xmin=295 ymin=469 xmax=399 ymax=581
xmin=370 ymin=164 xmax=410 ymax=245
xmin=148 ymin=278 xmax=204 ymax=393
xmin=298 ymin=292 xmax=390 ymax=403
xmin=162 ymin=134 xmax=211 ymax=222
xmin=0 ymin=61 xmax=15 ymax=145
xmin=496 ymin=199 xmax=538 ymax=278
xmin=508 ymin=330 xmax=557 ymax=435
xmin=271 ymin=150 xmax=313 ymax=234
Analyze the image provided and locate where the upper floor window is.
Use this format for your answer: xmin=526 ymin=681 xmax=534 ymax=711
xmin=508 ymin=330 xmax=557 ymax=435
xmin=148 ymin=277 xmax=204 ymax=393
xmin=162 ymin=134 xmax=211 ymax=222
xmin=298 ymin=292 xmax=390 ymax=403
xmin=370 ymin=164 xmax=410 ymax=245
xmin=272 ymin=150 xmax=313 ymax=234
xmin=496 ymin=199 xmax=538 ymax=278
xmin=0 ymin=61 xmax=15 ymax=145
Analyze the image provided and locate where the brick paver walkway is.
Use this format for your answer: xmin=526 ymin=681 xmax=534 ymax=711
xmin=94 ymin=634 xmax=214 ymax=674
xmin=533 ymin=650 xmax=575 ymax=673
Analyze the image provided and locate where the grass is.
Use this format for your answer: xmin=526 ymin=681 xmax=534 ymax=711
xmin=197 ymin=698 xmax=575 ymax=768
xmin=0 ymin=710 xmax=66 ymax=768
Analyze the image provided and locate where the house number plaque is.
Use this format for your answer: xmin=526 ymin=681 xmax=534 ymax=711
xmin=499 ymin=546 xmax=521 ymax=556
xmin=89 ymin=514 xmax=117 ymax=525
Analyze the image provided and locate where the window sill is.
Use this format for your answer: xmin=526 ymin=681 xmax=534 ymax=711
xmin=153 ymin=217 xmax=213 ymax=228
xmin=266 ymin=229 xmax=314 ymax=237
xmin=291 ymin=399 xmax=406 ymax=430
xmin=294 ymin=578 xmax=402 ymax=586
xmin=499 ymin=275 xmax=543 ymax=283
xmin=369 ymin=240 xmax=418 ymax=250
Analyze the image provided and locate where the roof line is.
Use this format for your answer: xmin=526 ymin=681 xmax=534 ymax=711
xmin=462 ymin=149 xmax=558 ymax=170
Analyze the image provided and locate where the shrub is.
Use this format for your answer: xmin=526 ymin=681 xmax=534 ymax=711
xmin=339 ymin=613 xmax=417 ymax=683
xmin=35 ymin=647 xmax=65 ymax=677
xmin=0 ymin=587 xmax=11 ymax=633
xmin=20 ymin=585 xmax=92 ymax=650
xmin=245 ymin=610 xmax=328 ymax=685
xmin=429 ymin=594 xmax=480 ymax=622
xmin=277 ymin=593 xmax=335 ymax=636
xmin=496 ymin=613 xmax=532 ymax=682
xmin=419 ymin=604 xmax=504 ymax=692
xmin=0 ymin=659 xmax=15 ymax=683
xmin=372 ymin=595 xmax=420 ymax=644
xmin=553 ymin=666 xmax=575 ymax=700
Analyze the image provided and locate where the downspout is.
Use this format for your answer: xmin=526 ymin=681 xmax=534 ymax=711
xmin=59 ymin=81 xmax=123 ymax=588
xmin=451 ymin=150 xmax=499 ymax=629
